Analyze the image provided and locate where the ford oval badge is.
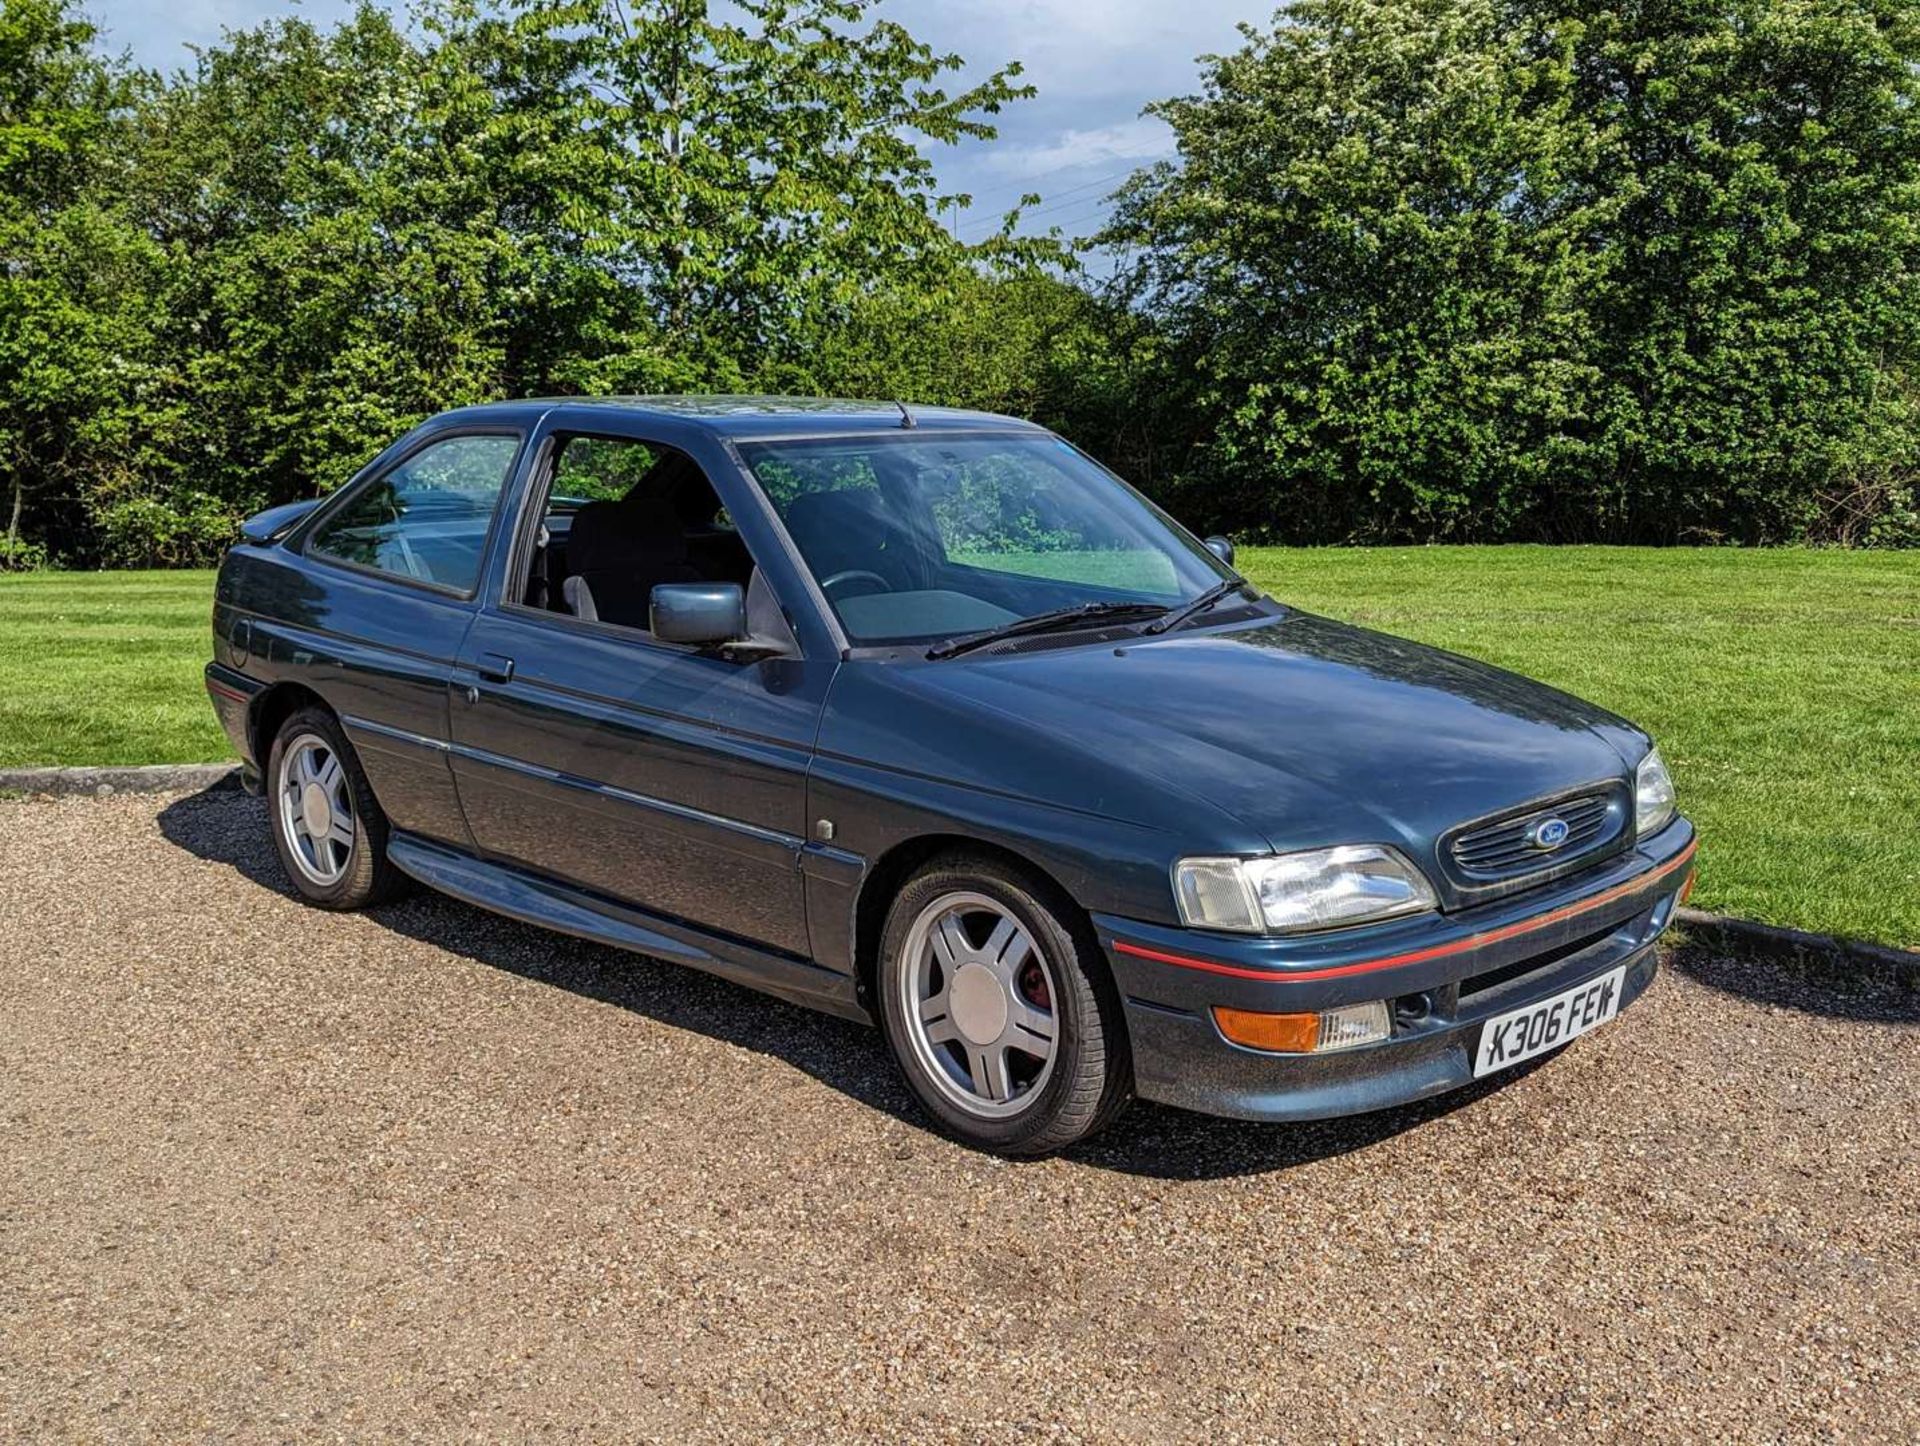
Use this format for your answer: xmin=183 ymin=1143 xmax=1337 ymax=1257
xmin=1528 ymin=816 xmax=1571 ymax=851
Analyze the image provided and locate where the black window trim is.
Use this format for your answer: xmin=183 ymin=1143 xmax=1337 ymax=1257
xmin=496 ymin=426 xmax=801 ymax=663
xmin=712 ymin=433 xmax=848 ymax=659
xmin=299 ymin=425 xmax=530 ymax=603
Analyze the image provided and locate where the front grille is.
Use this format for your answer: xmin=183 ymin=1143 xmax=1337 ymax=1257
xmin=1456 ymin=923 xmax=1618 ymax=999
xmin=1447 ymin=789 xmax=1624 ymax=884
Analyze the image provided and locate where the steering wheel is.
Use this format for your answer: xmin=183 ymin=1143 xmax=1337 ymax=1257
xmin=820 ymin=569 xmax=891 ymax=598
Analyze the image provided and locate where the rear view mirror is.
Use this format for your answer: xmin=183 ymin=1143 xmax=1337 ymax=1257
xmin=1205 ymin=535 xmax=1236 ymax=566
xmin=650 ymin=583 xmax=747 ymax=646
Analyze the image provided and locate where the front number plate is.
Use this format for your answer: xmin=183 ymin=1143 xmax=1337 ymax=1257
xmin=1472 ymin=965 xmax=1627 ymax=1078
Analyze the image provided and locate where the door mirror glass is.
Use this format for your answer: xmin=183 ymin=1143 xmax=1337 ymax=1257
xmin=650 ymin=583 xmax=747 ymax=646
xmin=1204 ymin=535 xmax=1236 ymax=566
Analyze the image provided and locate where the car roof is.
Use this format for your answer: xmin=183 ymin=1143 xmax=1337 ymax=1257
xmin=431 ymin=394 xmax=1047 ymax=440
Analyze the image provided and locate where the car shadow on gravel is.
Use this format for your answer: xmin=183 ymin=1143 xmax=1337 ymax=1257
xmin=156 ymin=780 xmax=915 ymax=1116
xmin=1063 ymin=1062 xmax=1561 ymax=1180
xmin=162 ymin=781 xmax=1558 ymax=1179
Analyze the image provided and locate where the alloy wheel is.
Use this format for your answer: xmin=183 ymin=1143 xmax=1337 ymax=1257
xmin=276 ymin=732 xmax=355 ymax=887
xmin=898 ymin=890 xmax=1060 ymax=1119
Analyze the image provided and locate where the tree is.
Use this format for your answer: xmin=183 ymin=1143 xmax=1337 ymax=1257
xmin=1553 ymin=0 xmax=1920 ymax=543
xmin=57 ymin=0 xmax=1051 ymax=562
xmin=1107 ymin=0 xmax=1920 ymax=544
xmin=0 ymin=0 xmax=160 ymax=566
xmin=128 ymin=4 xmax=514 ymax=514
xmin=814 ymin=268 xmax=1180 ymax=488
xmin=0 ymin=0 xmax=1062 ymax=565
xmin=438 ymin=0 xmax=1042 ymax=393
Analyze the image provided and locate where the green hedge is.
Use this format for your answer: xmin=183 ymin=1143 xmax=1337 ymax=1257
xmin=6 ymin=0 xmax=1919 ymax=567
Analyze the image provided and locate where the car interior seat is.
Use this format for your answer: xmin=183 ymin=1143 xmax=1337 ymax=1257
xmin=562 ymin=493 xmax=702 ymax=629
xmin=782 ymin=488 xmax=927 ymax=593
xmin=636 ymin=452 xmax=753 ymax=585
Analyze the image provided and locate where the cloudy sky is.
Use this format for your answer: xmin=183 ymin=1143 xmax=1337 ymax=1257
xmin=86 ymin=0 xmax=1263 ymax=243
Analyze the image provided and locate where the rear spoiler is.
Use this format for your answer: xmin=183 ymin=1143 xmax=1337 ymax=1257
xmin=238 ymin=497 xmax=323 ymax=546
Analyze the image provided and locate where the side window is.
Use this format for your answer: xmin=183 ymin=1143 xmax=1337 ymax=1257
xmin=550 ymin=436 xmax=662 ymax=503
xmin=519 ymin=433 xmax=758 ymax=633
xmin=309 ymin=434 xmax=520 ymax=593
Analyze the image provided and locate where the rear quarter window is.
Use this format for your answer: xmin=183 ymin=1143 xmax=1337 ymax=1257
xmin=308 ymin=433 xmax=521 ymax=594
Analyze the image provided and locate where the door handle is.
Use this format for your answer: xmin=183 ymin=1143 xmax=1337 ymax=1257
xmin=476 ymin=652 xmax=515 ymax=684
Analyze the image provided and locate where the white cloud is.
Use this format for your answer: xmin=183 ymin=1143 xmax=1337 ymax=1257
xmin=897 ymin=0 xmax=1254 ymax=93
xmin=93 ymin=0 xmax=1249 ymax=244
xmin=886 ymin=0 xmax=1250 ymax=231
xmin=979 ymin=116 xmax=1174 ymax=179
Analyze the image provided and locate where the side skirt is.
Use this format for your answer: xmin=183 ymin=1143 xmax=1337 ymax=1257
xmin=386 ymin=832 xmax=871 ymax=1024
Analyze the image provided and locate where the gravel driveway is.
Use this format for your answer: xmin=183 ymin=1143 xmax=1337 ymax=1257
xmin=2 ymin=784 xmax=1916 ymax=1441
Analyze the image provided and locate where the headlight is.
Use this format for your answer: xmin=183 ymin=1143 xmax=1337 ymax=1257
xmin=1173 ymin=845 xmax=1438 ymax=934
xmin=1635 ymin=746 xmax=1677 ymax=838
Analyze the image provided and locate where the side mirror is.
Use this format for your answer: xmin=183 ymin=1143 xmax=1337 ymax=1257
xmin=650 ymin=583 xmax=747 ymax=646
xmin=1204 ymin=535 xmax=1236 ymax=566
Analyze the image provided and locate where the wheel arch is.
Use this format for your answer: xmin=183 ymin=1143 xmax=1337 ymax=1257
xmin=248 ymin=681 xmax=333 ymax=773
xmin=851 ymin=833 xmax=1093 ymax=1015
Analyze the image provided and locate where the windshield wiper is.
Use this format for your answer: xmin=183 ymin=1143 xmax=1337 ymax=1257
xmin=925 ymin=600 xmax=1170 ymax=660
xmin=1140 ymin=577 xmax=1246 ymax=636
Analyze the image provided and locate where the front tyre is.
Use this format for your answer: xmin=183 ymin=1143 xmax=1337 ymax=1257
xmin=878 ymin=855 xmax=1131 ymax=1155
xmin=267 ymin=706 xmax=404 ymax=909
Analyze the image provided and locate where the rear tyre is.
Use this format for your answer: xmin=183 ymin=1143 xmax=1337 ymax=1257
xmin=266 ymin=706 xmax=404 ymax=909
xmin=878 ymin=854 xmax=1131 ymax=1156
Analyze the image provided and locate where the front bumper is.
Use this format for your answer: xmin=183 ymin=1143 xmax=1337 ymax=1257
xmin=1092 ymin=819 xmax=1695 ymax=1122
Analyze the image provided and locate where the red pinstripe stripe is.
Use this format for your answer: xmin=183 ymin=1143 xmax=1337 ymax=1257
xmin=207 ymin=680 xmax=249 ymax=703
xmin=1113 ymin=839 xmax=1698 ymax=983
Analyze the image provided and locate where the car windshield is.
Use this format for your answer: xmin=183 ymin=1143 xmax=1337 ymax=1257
xmin=737 ymin=432 xmax=1235 ymax=646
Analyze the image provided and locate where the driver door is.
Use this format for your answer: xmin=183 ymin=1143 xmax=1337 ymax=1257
xmin=446 ymin=425 xmax=832 ymax=958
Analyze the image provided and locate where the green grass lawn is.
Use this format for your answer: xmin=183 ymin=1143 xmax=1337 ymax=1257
xmin=0 ymin=569 xmax=227 ymax=769
xmin=2 ymin=549 xmax=1915 ymax=947
xmin=1237 ymin=547 xmax=1919 ymax=950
